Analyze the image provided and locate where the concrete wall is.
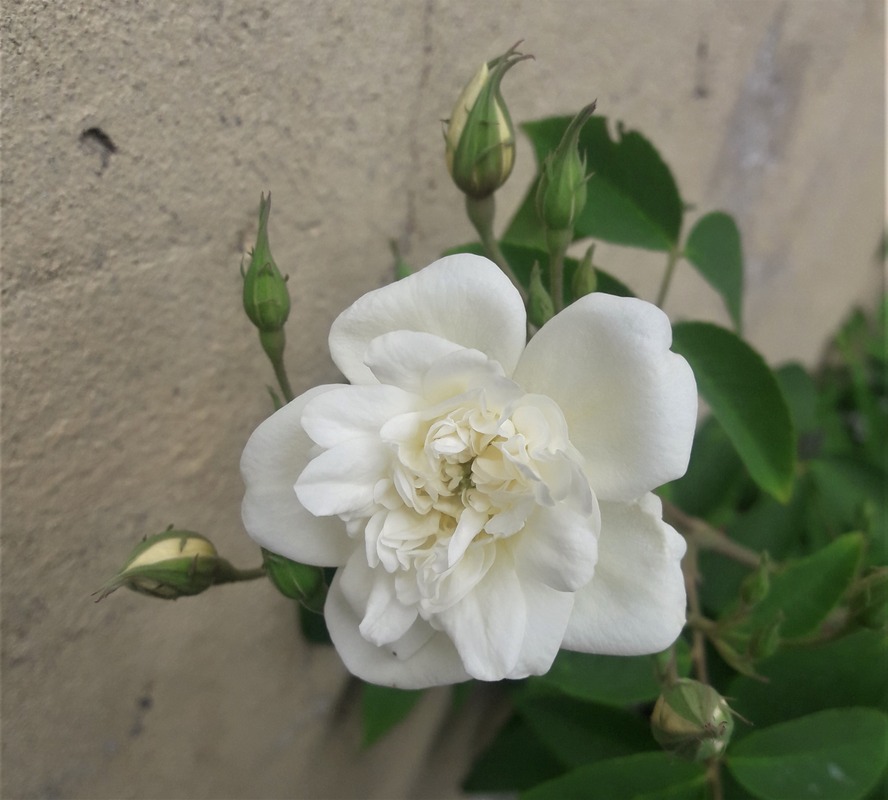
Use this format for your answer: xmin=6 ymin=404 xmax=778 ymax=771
xmin=1 ymin=1 xmax=883 ymax=797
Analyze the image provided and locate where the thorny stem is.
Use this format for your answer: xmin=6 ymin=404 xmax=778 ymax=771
xmin=213 ymin=563 xmax=267 ymax=584
xmin=662 ymin=500 xmax=763 ymax=570
xmin=707 ymin=759 xmax=725 ymax=800
xmin=655 ymin=246 xmax=681 ymax=309
xmin=465 ymin=194 xmax=528 ymax=303
xmin=682 ymin=537 xmax=709 ymax=686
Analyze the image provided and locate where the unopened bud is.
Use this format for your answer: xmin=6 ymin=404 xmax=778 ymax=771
xmin=528 ymin=262 xmax=554 ymax=327
xmin=535 ymin=102 xmax=596 ymax=234
xmin=740 ymin=553 xmax=772 ymax=607
xmin=95 ymin=530 xmax=223 ymax=601
xmin=242 ymin=193 xmax=290 ymax=333
xmin=848 ymin=567 xmax=888 ymax=631
xmin=651 ymin=679 xmax=735 ymax=761
xmin=261 ymin=549 xmax=327 ymax=612
xmin=445 ymin=43 xmax=530 ymax=199
xmin=572 ymin=244 xmax=598 ymax=298
xmin=747 ymin=613 xmax=783 ymax=660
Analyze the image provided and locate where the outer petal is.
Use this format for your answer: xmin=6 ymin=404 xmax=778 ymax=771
xmin=295 ymin=438 xmax=390 ymax=518
xmin=511 ymin=578 xmax=574 ymax=678
xmin=326 ymin=564 xmax=470 ymax=689
xmin=510 ymin=502 xmax=600 ymax=593
xmin=561 ymin=494 xmax=687 ymax=655
xmin=301 ymin=383 xmax=418 ymax=449
xmin=436 ymin=555 xmax=526 ymax=681
xmin=329 ymin=254 xmax=527 ymax=385
xmin=513 ymin=293 xmax=697 ymax=503
xmin=363 ymin=331 xmax=464 ymax=392
xmin=241 ymin=386 xmax=352 ymax=567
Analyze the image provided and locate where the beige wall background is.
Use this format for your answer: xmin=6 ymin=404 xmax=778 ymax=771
xmin=1 ymin=1 xmax=884 ymax=798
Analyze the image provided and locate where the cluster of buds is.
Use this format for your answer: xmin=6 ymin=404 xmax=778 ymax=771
xmin=444 ymin=43 xmax=530 ymax=199
xmin=651 ymin=679 xmax=735 ymax=762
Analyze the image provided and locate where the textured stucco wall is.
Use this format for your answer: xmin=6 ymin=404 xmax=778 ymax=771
xmin=1 ymin=1 xmax=883 ymax=798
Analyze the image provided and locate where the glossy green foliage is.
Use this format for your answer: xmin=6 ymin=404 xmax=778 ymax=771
xmin=728 ymin=709 xmax=888 ymax=800
xmin=672 ymin=322 xmax=797 ymax=502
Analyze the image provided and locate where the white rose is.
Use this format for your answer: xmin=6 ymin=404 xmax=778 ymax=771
xmin=241 ymin=254 xmax=697 ymax=688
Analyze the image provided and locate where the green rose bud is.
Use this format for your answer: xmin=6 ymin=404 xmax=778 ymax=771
xmin=261 ymin=549 xmax=327 ymax=612
xmin=242 ymin=192 xmax=290 ymax=333
xmin=445 ymin=43 xmax=530 ymax=199
xmin=528 ymin=261 xmax=554 ymax=327
xmin=848 ymin=567 xmax=888 ymax=631
xmin=535 ymin=102 xmax=596 ymax=234
xmin=651 ymin=679 xmax=735 ymax=761
xmin=747 ymin=612 xmax=783 ymax=661
xmin=572 ymin=244 xmax=598 ymax=298
xmin=95 ymin=530 xmax=224 ymax=601
xmin=740 ymin=553 xmax=772 ymax=607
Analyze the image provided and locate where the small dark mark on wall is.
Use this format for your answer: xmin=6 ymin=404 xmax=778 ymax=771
xmin=130 ymin=684 xmax=154 ymax=737
xmin=80 ymin=127 xmax=118 ymax=172
xmin=694 ymin=37 xmax=710 ymax=99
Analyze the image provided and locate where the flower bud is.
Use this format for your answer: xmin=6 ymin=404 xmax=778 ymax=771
xmin=847 ymin=567 xmax=888 ymax=631
xmin=740 ymin=553 xmax=772 ymax=607
xmin=572 ymin=244 xmax=598 ymax=299
xmin=242 ymin=192 xmax=290 ymax=333
xmin=651 ymin=679 xmax=735 ymax=761
xmin=445 ymin=43 xmax=530 ymax=199
xmin=528 ymin=261 xmax=554 ymax=327
xmin=535 ymin=102 xmax=596 ymax=234
xmin=95 ymin=530 xmax=223 ymax=601
xmin=261 ymin=549 xmax=327 ymax=612
xmin=747 ymin=613 xmax=783 ymax=661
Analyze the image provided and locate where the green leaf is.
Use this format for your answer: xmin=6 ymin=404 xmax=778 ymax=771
xmin=521 ymin=752 xmax=706 ymax=800
xmin=666 ymin=415 xmax=750 ymax=525
xmin=515 ymin=695 xmax=656 ymax=768
xmin=728 ymin=630 xmax=888 ymax=734
xmin=463 ymin=715 xmax=565 ymax=792
xmin=807 ymin=458 xmax=888 ymax=564
xmin=684 ymin=212 xmax=744 ymax=331
xmin=740 ymin=532 xmax=864 ymax=641
xmin=671 ymin=322 xmax=796 ymax=502
xmin=728 ymin=708 xmax=888 ymax=800
xmin=525 ymin=641 xmax=690 ymax=708
xmin=360 ymin=683 xmax=423 ymax=747
xmin=505 ymin=115 xmax=683 ymax=252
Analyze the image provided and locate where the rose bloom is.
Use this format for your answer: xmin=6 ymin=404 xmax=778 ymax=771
xmin=241 ymin=255 xmax=697 ymax=688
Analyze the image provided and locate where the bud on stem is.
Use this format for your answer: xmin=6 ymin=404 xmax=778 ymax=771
xmin=445 ymin=43 xmax=531 ymax=199
xmin=94 ymin=530 xmax=264 ymax=601
xmin=651 ymin=679 xmax=735 ymax=762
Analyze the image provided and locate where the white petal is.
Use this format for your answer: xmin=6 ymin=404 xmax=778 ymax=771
xmin=301 ymin=384 xmax=417 ymax=449
xmin=329 ymin=254 xmax=527 ymax=385
xmin=561 ymin=496 xmax=687 ymax=655
xmin=240 ymin=386 xmax=352 ymax=566
xmin=512 ymin=502 xmax=600 ymax=593
xmin=325 ymin=569 xmax=470 ymax=689
xmin=436 ymin=555 xmax=526 ymax=681
xmin=364 ymin=331 xmax=464 ymax=392
xmin=511 ymin=579 xmax=575 ymax=678
xmin=341 ymin=548 xmax=417 ymax=646
xmin=295 ymin=438 xmax=390 ymax=518
xmin=513 ymin=293 xmax=697 ymax=502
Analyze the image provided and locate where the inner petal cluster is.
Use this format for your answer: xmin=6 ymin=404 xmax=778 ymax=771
xmin=299 ymin=355 xmax=594 ymax=630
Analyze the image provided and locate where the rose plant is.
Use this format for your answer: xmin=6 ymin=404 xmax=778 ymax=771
xmin=99 ymin=43 xmax=888 ymax=800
